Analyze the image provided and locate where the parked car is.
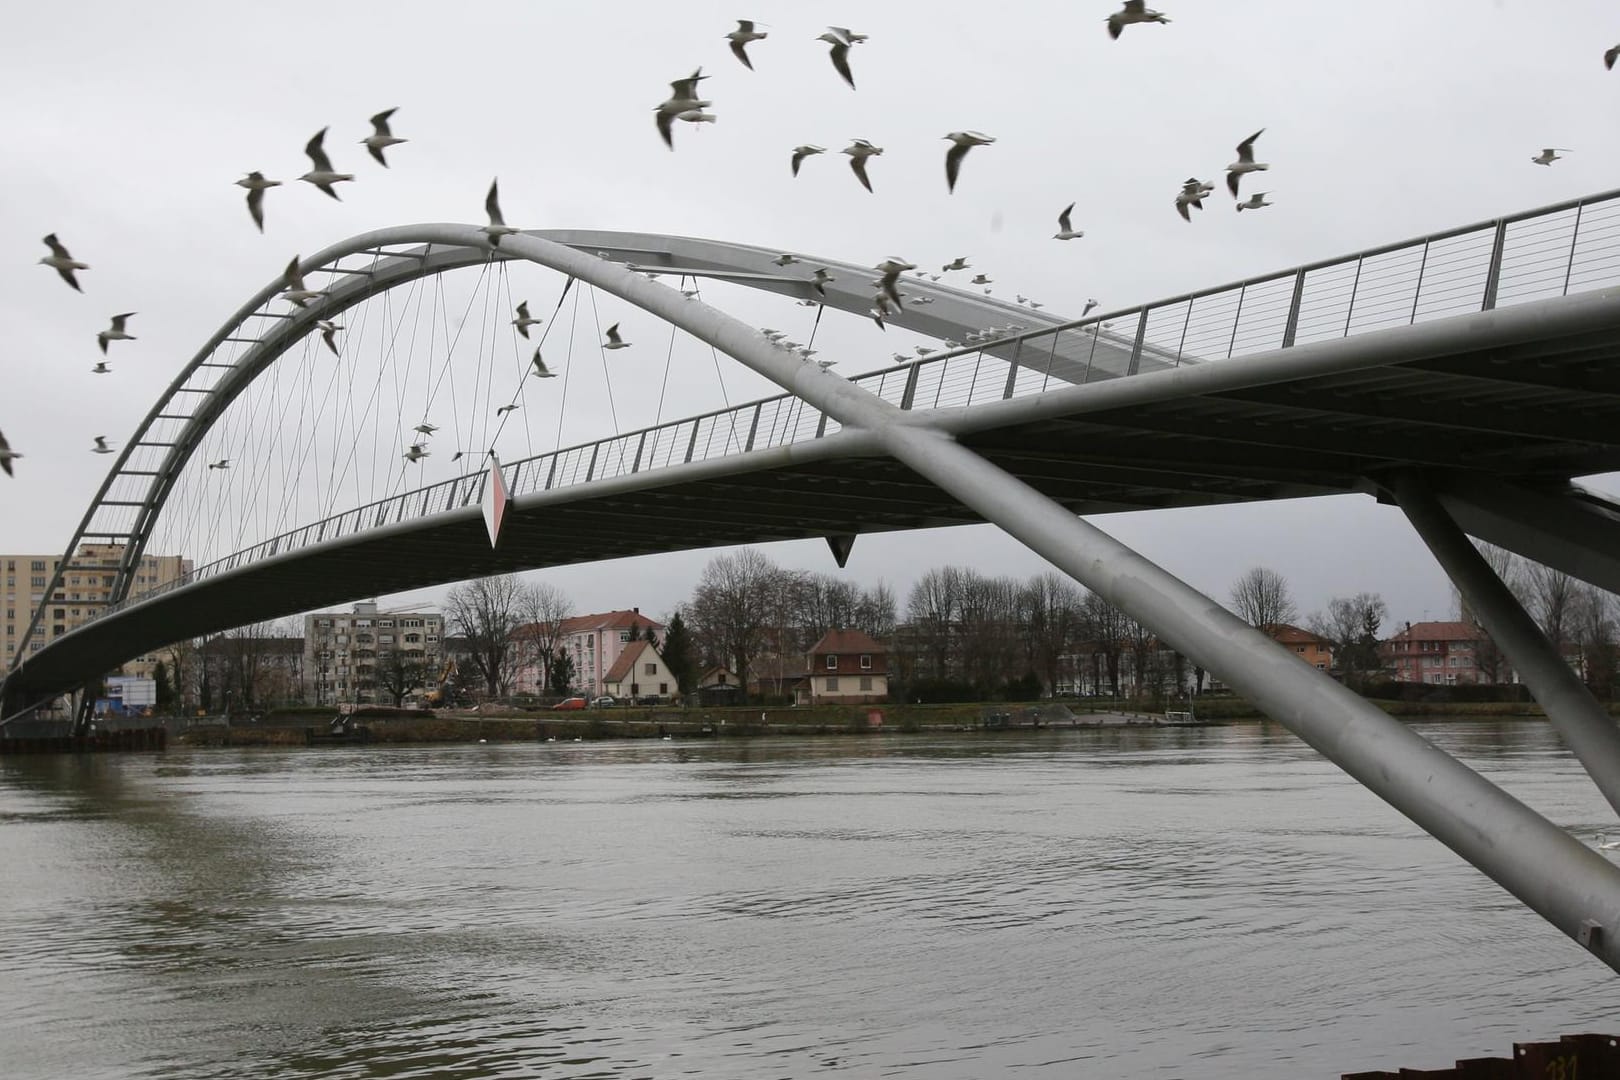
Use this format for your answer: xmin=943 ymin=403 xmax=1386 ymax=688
xmin=591 ymin=696 xmax=616 ymax=708
xmin=551 ymin=697 xmax=587 ymax=711
xmin=636 ymin=695 xmax=661 ymax=706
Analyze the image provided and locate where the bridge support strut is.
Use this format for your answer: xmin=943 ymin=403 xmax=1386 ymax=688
xmin=1393 ymin=472 xmax=1620 ymax=819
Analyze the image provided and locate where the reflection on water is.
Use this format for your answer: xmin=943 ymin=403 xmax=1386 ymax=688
xmin=1 ymin=722 xmax=1617 ymax=1079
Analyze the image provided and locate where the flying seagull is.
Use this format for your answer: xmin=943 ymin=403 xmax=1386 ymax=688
xmin=970 ymin=273 xmax=992 ymax=285
xmin=875 ymin=258 xmax=916 ymax=307
xmin=298 ymin=127 xmax=354 ymax=199
xmin=726 ymin=20 xmax=767 ymax=69
xmin=1236 ymin=192 xmax=1272 ymax=212
xmin=361 ymin=107 xmax=407 ymax=166
xmin=235 ymin=172 xmax=281 ymax=232
xmin=208 ymin=459 xmax=230 ymax=470
xmin=414 ymin=422 xmax=438 ymax=436
xmin=811 ymin=268 xmax=834 ymax=296
xmin=1083 ymin=298 xmax=1100 ymax=317
xmin=1531 ymin=148 xmax=1570 ymax=166
xmin=451 ymin=450 xmax=466 ymax=463
xmin=1606 ymin=45 xmax=1620 ymax=70
xmin=842 ymin=139 xmax=883 ymax=192
xmin=773 ymin=253 xmax=800 ymax=267
xmin=791 ymin=145 xmax=825 ymax=176
xmin=0 ymin=429 xmax=19 ymax=478
xmin=1175 ymin=179 xmax=1209 ymax=221
xmin=1053 ymin=202 xmax=1084 ymax=240
xmin=1226 ymin=129 xmax=1269 ymax=197
xmin=97 ymin=313 xmax=136 ymax=354
xmin=603 ymin=323 xmax=631 ymax=350
xmin=317 ymin=319 xmax=342 ymax=355
xmin=817 ymin=29 xmax=858 ymax=89
xmin=483 ymin=179 xmax=521 ymax=246
xmin=92 ymin=436 xmax=115 ymax=455
xmin=403 ymin=443 xmax=429 ymax=463
xmin=1106 ymin=1 xmax=1170 ymax=39
xmin=279 ymin=256 xmax=327 ymax=306
xmin=943 ymin=131 xmax=995 ymax=193
xmin=513 ymin=301 xmax=543 ymax=338
xmin=942 ymin=256 xmax=970 ymax=272
xmin=655 ymin=69 xmax=711 ymax=150
xmin=828 ymin=25 xmax=868 ymax=44
xmin=39 ymin=234 xmax=88 ymax=292
xmin=530 ymin=347 xmax=557 ymax=378
xmin=91 ymin=361 xmax=111 ymax=374
xmin=495 ymin=403 xmax=520 ymax=416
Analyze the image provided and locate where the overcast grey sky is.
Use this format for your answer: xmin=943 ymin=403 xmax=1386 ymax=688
xmin=4 ymin=0 xmax=1619 ymax=629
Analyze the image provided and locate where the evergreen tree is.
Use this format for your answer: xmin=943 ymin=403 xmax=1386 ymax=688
xmin=152 ymin=660 xmax=174 ymax=713
xmin=661 ymin=610 xmax=697 ymax=694
xmin=547 ymin=649 xmax=576 ymax=696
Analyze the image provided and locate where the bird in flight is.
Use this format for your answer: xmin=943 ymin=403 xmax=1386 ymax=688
xmin=512 ymin=301 xmax=543 ymax=338
xmin=817 ymin=28 xmax=862 ymax=89
xmin=791 ymin=145 xmax=825 ymax=176
xmin=414 ymin=422 xmax=438 ymax=437
xmin=1531 ymin=147 xmax=1570 ymax=166
xmin=280 ymin=256 xmax=327 ymax=306
xmin=1053 ymin=202 xmax=1084 ymax=240
xmin=1083 ymin=299 xmax=1100 ymax=317
xmin=361 ymin=107 xmax=407 ymax=166
xmin=97 ymin=313 xmax=136 ymax=354
xmin=317 ymin=320 xmax=343 ymax=355
xmin=875 ymin=258 xmax=916 ymax=307
xmin=235 ymin=172 xmax=281 ymax=233
xmin=298 ymin=127 xmax=354 ymax=199
xmin=496 ymin=403 xmax=521 ymax=416
xmin=1175 ymin=178 xmax=1210 ymax=221
xmin=1236 ymin=192 xmax=1272 ymax=212
xmin=943 ymin=131 xmax=995 ymax=193
xmin=0 ymin=429 xmax=20 ymax=478
xmin=403 ymin=443 xmax=429 ymax=463
xmin=970 ymin=273 xmax=992 ymax=285
xmin=842 ymin=139 xmax=883 ymax=192
xmin=39 ymin=234 xmax=88 ymax=292
xmin=811 ymin=268 xmax=834 ymax=296
xmin=1606 ymin=45 xmax=1620 ymax=70
xmin=208 ymin=459 xmax=231 ymax=470
xmin=655 ymin=69 xmax=711 ymax=150
xmin=483 ymin=179 xmax=521 ymax=246
xmin=1226 ymin=129 xmax=1269 ymax=197
xmin=942 ymin=256 xmax=970 ymax=272
xmin=91 ymin=436 xmax=115 ymax=455
xmin=603 ymin=323 xmax=631 ymax=350
xmin=726 ymin=20 xmax=767 ymax=69
xmin=772 ymin=253 xmax=800 ymax=267
xmin=530 ymin=347 xmax=557 ymax=378
xmin=1106 ymin=1 xmax=1170 ymax=39
xmin=91 ymin=361 xmax=111 ymax=374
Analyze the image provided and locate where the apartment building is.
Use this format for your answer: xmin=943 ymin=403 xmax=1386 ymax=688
xmin=303 ymin=600 xmax=444 ymax=704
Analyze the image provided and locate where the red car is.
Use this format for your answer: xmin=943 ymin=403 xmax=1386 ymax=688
xmin=550 ymin=697 xmax=588 ymax=711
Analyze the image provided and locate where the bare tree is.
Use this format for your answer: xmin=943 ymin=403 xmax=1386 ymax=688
xmin=1018 ymin=572 xmax=1084 ymax=695
xmin=514 ymin=579 xmax=572 ymax=694
xmin=1525 ymin=561 xmax=1577 ymax=648
xmin=1229 ymin=567 xmax=1298 ymax=629
xmin=686 ymin=547 xmax=780 ymax=691
xmin=1307 ymin=592 xmax=1389 ymax=688
xmin=906 ymin=566 xmax=965 ymax=681
xmin=957 ymin=572 xmax=1022 ymax=692
xmin=375 ymin=650 xmax=426 ymax=707
xmin=854 ymin=581 xmax=897 ymax=640
xmin=1572 ymin=584 xmax=1617 ymax=698
xmin=445 ymin=573 xmax=526 ymax=697
xmin=1083 ymin=591 xmax=1130 ymax=697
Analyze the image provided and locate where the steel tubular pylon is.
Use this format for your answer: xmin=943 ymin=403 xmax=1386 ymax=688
xmin=469 ymin=228 xmax=1620 ymax=974
xmin=1393 ymin=473 xmax=1620 ymax=819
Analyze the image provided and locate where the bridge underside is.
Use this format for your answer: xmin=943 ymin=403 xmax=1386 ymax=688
xmin=10 ymin=289 xmax=1620 ymax=712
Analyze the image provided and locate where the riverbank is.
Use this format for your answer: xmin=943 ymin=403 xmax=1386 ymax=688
xmin=167 ymin=696 xmax=1570 ymax=748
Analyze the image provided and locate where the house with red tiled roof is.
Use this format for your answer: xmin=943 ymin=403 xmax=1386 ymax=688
xmin=1262 ymin=623 xmax=1334 ymax=674
xmin=796 ymin=628 xmax=889 ymax=705
xmin=509 ymin=608 xmax=663 ymax=697
xmin=1380 ymin=621 xmax=1498 ymax=685
xmin=601 ymin=639 xmax=677 ymax=703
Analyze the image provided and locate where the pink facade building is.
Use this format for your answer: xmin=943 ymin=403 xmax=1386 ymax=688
xmin=510 ymin=608 xmax=663 ymax=697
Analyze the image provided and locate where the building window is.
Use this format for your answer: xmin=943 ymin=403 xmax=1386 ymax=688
xmin=826 ymin=676 xmax=840 ymax=691
xmin=620 ymin=632 xmax=631 ymax=643
xmin=644 ymin=662 xmax=656 ymax=675
xmin=659 ymin=682 xmax=668 ymax=694
xmin=859 ymin=676 xmax=873 ymax=691
xmin=826 ymin=655 xmax=838 ymax=670
xmin=860 ymin=654 xmax=872 ymax=670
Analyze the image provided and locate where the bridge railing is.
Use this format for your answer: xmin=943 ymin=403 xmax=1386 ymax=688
xmin=84 ymin=187 xmax=1620 ymax=624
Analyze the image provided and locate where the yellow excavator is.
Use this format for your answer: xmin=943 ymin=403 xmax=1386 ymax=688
xmin=422 ymin=658 xmax=459 ymax=708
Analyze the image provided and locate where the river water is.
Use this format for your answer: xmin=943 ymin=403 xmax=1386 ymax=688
xmin=2 ymin=721 xmax=1617 ymax=1079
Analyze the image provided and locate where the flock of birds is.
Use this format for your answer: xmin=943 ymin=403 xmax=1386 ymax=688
xmin=5 ymin=3 xmax=1618 ymax=485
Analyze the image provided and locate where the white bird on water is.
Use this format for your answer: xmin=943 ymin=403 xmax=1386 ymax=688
xmin=1106 ymin=0 xmax=1170 ymax=39
xmin=655 ymin=69 xmax=711 ymax=150
xmin=530 ymin=347 xmax=557 ymax=378
xmin=235 ymin=172 xmax=281 ymax=233
xmin=361 ymin=108 xmax=407 ymax=166
xmin=842 ymin=139 xmax=883 ymax=192
xmin=298 ymin=128 xmax=354 ymax=200
xmin=603 ymin=323 xmax=631 ymax=350
xmin=97 ymin=313 xmax=136 ymax=354
xmin=39 ymin=234 xmax=88 ymax=292
xmin=317 ymin=320 xmax=343 ymax=355
xmin=790 ymin=145 xmax=825 ymax=177
xmin=1226 ymin=129 xmax=1269 ymax=197
xmin=1236 ymin=192 xmax=1272 ymax=212
xmin=482 ymin=179 xmax=521 ymax=246
xmin=943 ymin=131 xmax=995 ymax=193
xmin=726 ymin=19 xmax=767 ymax=69
xmin=1053 ymin=202 xmax=1084 ymax=240
xmin=0 ymin=430 xmax=20 ymax=478
xmin=1531 ymin=148 xmax=1570 ymax=166
xmin=92 ymin=436 xmax=115 ymax=455
xmin=512 ymin=301 xmax=543 ymax=339
xmin=279 ymin=256 xmax=327 ymax=307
